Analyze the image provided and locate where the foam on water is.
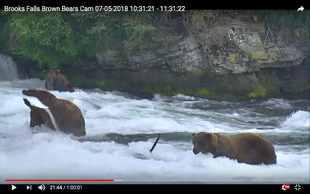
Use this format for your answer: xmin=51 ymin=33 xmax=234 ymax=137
xmin=0 ymin=79 xmax=309 ymax=184
xmin=260 ymin=98 xmax=292 ymax=109
xmin=280 ymin=110 xmax=310 ymax=128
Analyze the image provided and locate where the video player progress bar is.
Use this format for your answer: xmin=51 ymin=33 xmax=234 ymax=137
xmin=6 ymin=179 xmax=123 ymax=181
xmin=6 ymin=179 xmax=305 ymax=182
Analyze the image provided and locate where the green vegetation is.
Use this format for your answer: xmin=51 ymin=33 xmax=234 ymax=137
xmin=0 ymin=10 xmax=308 ymax=100
xmin=247 ymin=86 xmax=267 ymax=98
xmin=6 ymin=12 xmax=78 ymax=68
xmin=196 ymin=87 xmax=211 ymax=96
xmin=0 ymin=11 xmax=184 ymax=68
xmin=0 ymin=10 xmax=308 ymax=69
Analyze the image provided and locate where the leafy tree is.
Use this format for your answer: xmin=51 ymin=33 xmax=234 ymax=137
xmin=0 ymin=10 xmax=308 ymax=70
xmin=5 ymin=12 xmax=79 ymax=68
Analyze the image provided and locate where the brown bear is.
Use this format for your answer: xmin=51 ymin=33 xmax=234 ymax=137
xmin=22 ymin=89 xmax=86 ymax=137
xmin=43 ymin=69 xmax=75 ymax=92
xmin=192 ymin=132 xmax=277 ymax=165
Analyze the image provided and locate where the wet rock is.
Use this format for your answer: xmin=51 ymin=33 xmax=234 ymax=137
xmin=81 ymin=15 xmax=310 ymax=100
xmin=95 ymin=17 xmax=307 ymax=77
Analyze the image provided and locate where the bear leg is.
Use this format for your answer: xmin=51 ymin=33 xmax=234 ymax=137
xmin=29 ymin=107 xmax=43 ymax=127
xmin=65 ymin=83 xmax=75 ymax=92
xmin=45 ymin=80 xmax=50 ymax=90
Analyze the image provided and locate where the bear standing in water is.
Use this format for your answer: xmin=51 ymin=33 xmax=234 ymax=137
xmin=22 ymin=89 xmax=86 ymax=137
xmin=192 ymin=132 xmax=277 ymax=165
xmin=43 ymin=69 xmax=75 ymax=92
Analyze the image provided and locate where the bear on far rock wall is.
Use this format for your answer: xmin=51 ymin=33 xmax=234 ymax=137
xmin=43 ymin=69 xmax=75 ymax=92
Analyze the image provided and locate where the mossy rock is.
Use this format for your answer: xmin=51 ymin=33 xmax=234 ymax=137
xmin=196 ymin=87 xmax=211 ymax=96
xmin=229 ymin=54 xmax=238 ymax=64
xmin=247 ymin=86 xmax=267 ymax=98
xmin=251 ymin=50 xmax=268 ymax=61
xmin=280 ymin=84 xmax=310 ymax=94
xmin=25 ymin=66 xmax=306 ymax=101
xmin=195 ymin=87 xmax=239 ymax=100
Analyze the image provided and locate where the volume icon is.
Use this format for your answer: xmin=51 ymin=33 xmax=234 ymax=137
xmin=38 ymin=184 xmax=45 ymax=191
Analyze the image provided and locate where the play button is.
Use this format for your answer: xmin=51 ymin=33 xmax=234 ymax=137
xmin=12 ymin=185 xmax=17 ymax=190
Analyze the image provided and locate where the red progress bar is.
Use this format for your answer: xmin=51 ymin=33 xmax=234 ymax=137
xmin=6 ymin=179 xmax=114 ymax=181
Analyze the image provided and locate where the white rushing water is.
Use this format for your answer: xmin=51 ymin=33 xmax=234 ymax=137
xmin=0 ymin=53 xmax=20 ymax=81
xmin=0 ymin=79 xmax=309 ymax=184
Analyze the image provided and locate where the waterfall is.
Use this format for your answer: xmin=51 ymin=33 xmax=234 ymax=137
xmin=0 ymin=53 xmax=19 ymax=81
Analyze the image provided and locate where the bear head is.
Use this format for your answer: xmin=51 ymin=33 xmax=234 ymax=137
xmin=192 ymin=132 xmax=218 ymax=155
xmin=22 ymin=89 xmax=57 ymax=106
xmin=43 ymin=69 xmax=61 ymax=90
xmin=23 ymin=98 xmax=32 ymax=108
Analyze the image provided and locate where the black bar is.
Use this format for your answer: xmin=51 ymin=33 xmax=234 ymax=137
xmin=0 ymin=2 xmax=305 ymax=10
xmin=1 ymin=184 xmax=309 ymax=193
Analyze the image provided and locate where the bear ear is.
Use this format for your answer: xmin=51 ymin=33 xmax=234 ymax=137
xmin=43 ymin=70 xmax=46 ymax=75
xmin=192 ymin=133 xmax=196 ymax=137
xmin=56 ymin=69 xmax=60 ymax=74
xmin=204 ymin=133 xmax=213 ymax=138
xmin=22 ymin=89 xmax=29 ymax=95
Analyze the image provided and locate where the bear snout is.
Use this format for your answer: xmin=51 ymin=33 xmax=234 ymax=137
xmin=22 ymin=89 xmax=34 ymax=96
xmin=193 ymin=148 xmax=200 ymax=155
xmin=23 ymin=98 xmax=31 ymax=107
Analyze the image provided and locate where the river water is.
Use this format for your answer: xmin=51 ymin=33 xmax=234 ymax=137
xmin=0 ymin=78 xmax=309 ymax=184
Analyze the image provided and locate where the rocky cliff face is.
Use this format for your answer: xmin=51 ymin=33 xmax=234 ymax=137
xmin=21 ymin=13 xmax=308 ymax=100
xmin=97 ymin=17 xmax=308 ymax=75
xmin=91 ymin=15 xmax=309 ymax=100
xmin=96 ymin=15 xmax=309 ymax=75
